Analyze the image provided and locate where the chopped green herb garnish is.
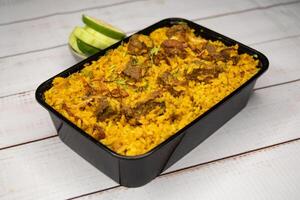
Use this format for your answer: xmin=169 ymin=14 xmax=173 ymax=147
xmin=131 ymin=57 xmax=138 ymax=65
xmin=150 ymin=46 xmax=160 ymax=64
xmin=115 ymin=79 xmax=126 ymax=85
xmin=150 ymin=46 xmax=160 ymax=56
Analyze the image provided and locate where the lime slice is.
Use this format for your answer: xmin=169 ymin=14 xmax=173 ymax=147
xmin=82 ymin=14 xmax=126 ymax=40
xmin=68 ymin=30 xmax=83 ymax=54
xmin=77 ymin=38 xmax=100 ymax=56
xmin=84 ymin=26 xmax=119 ymax=47
xmin=73 ymin=26 xmax=120 ymax=50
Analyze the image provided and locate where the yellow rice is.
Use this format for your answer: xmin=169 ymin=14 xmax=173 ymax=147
xmin=44 ymin=25 xmax=259 ymax=156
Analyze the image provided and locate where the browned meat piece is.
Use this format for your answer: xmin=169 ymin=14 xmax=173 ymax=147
xmin=127 ymin=34 xmax=148 ymax=55
xmin=166 ymin=86 xmax=183 ymax=97
xmin=110 ymin=87 xmax=129 ymax=98
xmin=202 ymin=45 xmax=239 ymax=63
xmin=219 ymin=47 xmax=240 ymax=64
xmin=232 ymin=56 xmax=240 ymax=65
xmin=149 ymin=90 xmax=163 ymax=99
xmin=121 ymin=91 xmax=165 ymax=125
xmin=95 ymin=97 xmax=116 ymax=121
xmin=186 ymin=65 xmax=224 ymax=83
xmin=122 ymin=101 xmax=165 ymax=126
xmin=153 ymin=51 xmax=171 ymax=65
xmin=166 ymin=24 xmax=190 ymax=42
xmin=157 ymin=71 xmax=185 ymax=86
xmin=157 ymin=72 xmax=184 ymax=97
xmin=96 ymin=97 xmax=109 ymax=113
xmin=135 ymin=101 xmax=166 ymax=117
xmin=205 ymin=43 xmax=216 ymax=54
xmin=161 ymin=39 xmax=188 ymax=58
xmin=123 ymin=57 xmax=148 ymax=81
xmin=220 ymin=48 xmax=232 ymax=60
xmin=157 ymin=72 xmax=174 ymax=85
xmin=93 ymin=125 xmax=106 ymax=140
xmin=121 ymin=106 xmax=135 ymax=119
xmin=123 ymin=61 xmax=143 ymax=81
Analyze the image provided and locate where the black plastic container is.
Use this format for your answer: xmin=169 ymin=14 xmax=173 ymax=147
xmin=36 ymin=18 xmax=269 ymax=187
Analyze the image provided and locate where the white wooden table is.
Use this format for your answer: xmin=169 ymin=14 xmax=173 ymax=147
xmin=1 ymin=0 xmax=300 ymax=199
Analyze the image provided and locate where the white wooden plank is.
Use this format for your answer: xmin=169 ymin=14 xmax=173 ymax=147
xmin=0 ymin=91 xmax=55 ymax=148
xmin=0 ymin=0 xmax=134 ymax=24
xmin=0 ymin=137 xmax=117 ymax=200
xmin=0 ymin=0 xmax=294 ymax=57
xmin=0 ymin=81 xmax=299 ymax=199
xmin=198 ymin=2 xmax=300 ymax=45
xmin=0 ymin=45 xmax=78 ymax=97
xmin=0 ymin=0 xmax=288 ymax=25
xmin=253 ymin=37 xmax=300 ymax=88
xmin=1 ymin=3 xmax=300 ymax=97
xmin=78 ymin=140 xmax=300 ymax=200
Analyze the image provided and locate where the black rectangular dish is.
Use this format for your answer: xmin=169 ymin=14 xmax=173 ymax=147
xmin=36 ymin=18 xmax=269 ymax=187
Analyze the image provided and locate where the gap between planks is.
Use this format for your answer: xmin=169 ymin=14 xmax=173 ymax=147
xmin=0 ymin=0 xmax=299 ymax=60
xmin=67 ymin=137 xmax=300 ymax=200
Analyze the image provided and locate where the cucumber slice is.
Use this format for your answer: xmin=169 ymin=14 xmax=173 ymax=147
xmin=84 ymin=26 xmax=119 ymax=46
xmin=68 ymin=30 xmax=83 ymax=54
xmin=77 ymin=38 xmax=100 ymax=56
xmin=82 ymin=14 xmax=126 ymax=40
xmin=73 ymin=26 xmax=117 ymax=49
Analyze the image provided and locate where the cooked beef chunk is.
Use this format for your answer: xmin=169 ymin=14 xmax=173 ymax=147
xmin=127 ymin=34 xmax=148 ymax=55
xmin=135 ymin=101 xmax=166 ymax=117
xmin=123 ymin=57 xmax=149 ymax=81
xmin=157 ymin=72 xmax=184 ymax=97
xmin=186 ymin=65 xmax=223 ymax=83
xmin=121 ymin=90 xmax=165 ymax=125
xmin=153 ymin=51 xmax=171 ymax=65
xmin=205 ymin=43 xmax=216 ymax=54
xmin=123 ymin=58 xmax=143 ymax=80
xmin=166 ymin=24 xmax=190 ymax=42
xmin=161 ymin=39 xmax=188 ymax=58
xmin=166 ymin=86 xmax=183 ymax=97
xmin=93 ymin=125 xmax=106 ymax=140
xmin=96 ymin=97 xmax=116 ymax=121
xmin=202 ymin=45 xmax=238 ymax=63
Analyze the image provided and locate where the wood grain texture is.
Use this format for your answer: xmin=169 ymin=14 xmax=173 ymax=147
xmin=0 ymin=137 xmax=117 ymax=200
xmin=0 ymin=0 xmax=296 ymax=58
xmin=0 ymin=81 xmax=299 ymax=199
xmin=1 ymin=2 xmax=300 ymax=97
xmin=0 ymin=91 xmax=55 ymax=148
xmin=0 ymin=0 xmax=291 ymax=25
xmin=0 ymin=0 xmax=139 ymax=25
xmin=76 ymin=139 xmax=300 ymax=200
xmin=253 ymin=36 xmax=300 ymax=88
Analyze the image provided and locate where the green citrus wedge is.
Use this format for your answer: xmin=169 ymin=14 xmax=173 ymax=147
xmin=82 ymin=14 xmax=126 ymax=40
